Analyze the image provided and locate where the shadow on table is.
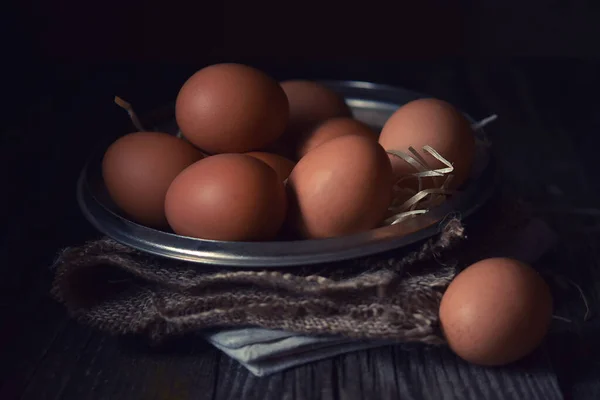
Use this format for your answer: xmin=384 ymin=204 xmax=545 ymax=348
xmin=547 ymin=324 xmax=600 ymax=398
xmin=117 ymin=333 xmax=215 ymax=356
xmin=115 ymin=332 xmax=560 ymax=400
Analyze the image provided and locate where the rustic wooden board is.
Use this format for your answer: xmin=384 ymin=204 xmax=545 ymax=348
xmin=3 ymin=61 xmax=599 ymax=399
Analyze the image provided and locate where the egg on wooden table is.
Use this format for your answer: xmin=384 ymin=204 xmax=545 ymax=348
xmin=286 ymin=134 xmax=393 ymax=239
xmin=379 ymin=98 xmax=475 ymax=193
xmin=293 ymin=117 xmax=378 ymax=161
xmin=175 ymin=63 xmax=289 ymax=154
xmin=439 ymin=257 xmax=553 ymax=366
xmin=102 ymin=132 xmax=204 ymax=228
xmin=245 ymin=152 xmax=295 ymax=181
xmin=164 ymin=154 xmax=287 ymax=241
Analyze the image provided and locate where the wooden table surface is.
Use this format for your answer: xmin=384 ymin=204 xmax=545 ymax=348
xmin=1 ymin=61 xmax=599 ymax=399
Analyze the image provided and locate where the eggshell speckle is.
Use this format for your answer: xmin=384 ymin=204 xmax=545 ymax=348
xmin=281 ymin=80 xmax=351 ymax=135
xmin=294 ymin=117 xmax=378 ymax=160
xmin=286 ymin=135 xmax=393 ymax=238
xmin=439 ymin=257 xmax=553 ymax=366
xmin=102 ymin=132 xmax=204 ymax=228
xmin=164 ymin=154 xmax=287 ymax=241
xmin=245 ymin=152 xmax=295 ymax=181
xmin=268 ymin=80 xmax=352 ymax=158
xmin=379 ymin=98 xmax=475 ymax=191
xmin=175 ymin=63 xmax=289 ymax=154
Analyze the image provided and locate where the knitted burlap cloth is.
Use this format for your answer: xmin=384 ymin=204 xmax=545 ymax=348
xmin=52 ymin=198 xmax=554 ymax=345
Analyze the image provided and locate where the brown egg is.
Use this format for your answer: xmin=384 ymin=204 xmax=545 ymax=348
xmin=282 ymin=80 xmax=351 ymax=134
xmin=294 ymin=117 xmax=378 ymax=160
xmin=286 ymin=135 xmax=393 ymax=238
xmin=245 ymin=151 xmax=295 ymax=181
xmin=102 ymin=132 xmax=203 ymax=228
xmin=268 ymin=80 xmax=352 ymax=158
xmin=379 ymin=98 xmax=475 ymax=191
xmin=164 ymin=154 xmax=287 ymax=241
xmin=175 ymin=63 xmax=289 ymax=154
xmin=439 ymin=258 xmax=553 ymax=366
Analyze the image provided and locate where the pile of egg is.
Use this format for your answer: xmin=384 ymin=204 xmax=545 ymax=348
xmin=103 ymin=63 xmax=475 ymax=241
xmin=101 ymin=64 xmax=555 ymax=368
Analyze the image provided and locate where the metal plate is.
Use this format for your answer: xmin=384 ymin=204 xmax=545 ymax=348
xmin=77 ymin=80 xmax=496 ymax=267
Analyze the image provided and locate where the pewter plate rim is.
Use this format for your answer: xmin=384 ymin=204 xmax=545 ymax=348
xmin=77 ymin=80 xmax=496 ymax=267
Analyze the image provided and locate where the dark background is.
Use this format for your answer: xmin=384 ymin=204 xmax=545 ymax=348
xmin=2 ymin=1 xmax=600 ymax=399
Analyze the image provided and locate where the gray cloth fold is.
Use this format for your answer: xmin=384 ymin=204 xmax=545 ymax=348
xmin=204 ymin=218 xmax=557 ymax=376
xmin=207 ymin=328 xmax=391 ymax=376
xmin=51 ymin=197 xmax=558 ymax=377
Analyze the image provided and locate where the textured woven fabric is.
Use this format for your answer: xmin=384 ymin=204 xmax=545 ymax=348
xmin=204 ymin=216 xmax=557 ymax=376
xmin=52 ymin=198 xmax=542 ymax=345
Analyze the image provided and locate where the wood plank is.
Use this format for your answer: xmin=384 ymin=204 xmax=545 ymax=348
xmin=16 ymin=333 xmax=221 ymax=400
xmin=8 ymin=61 xmax=598 ymax=399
